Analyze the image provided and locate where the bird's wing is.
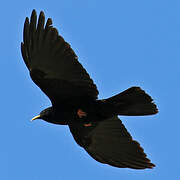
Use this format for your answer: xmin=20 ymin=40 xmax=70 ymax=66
xmin=69 ymin=116 xmax=155 ymax=169
xmin=21 ymin=10 xmax=98 ymax=104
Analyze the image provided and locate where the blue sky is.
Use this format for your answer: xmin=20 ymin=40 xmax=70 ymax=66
xmin=1 ymin=0 xmax=179 ymax=179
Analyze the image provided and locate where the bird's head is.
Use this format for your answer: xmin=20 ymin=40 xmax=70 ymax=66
xmin=31 ymin=107 xmax=54 ymax=123
xmin=31 ymin=107 xmax=67 ymax=125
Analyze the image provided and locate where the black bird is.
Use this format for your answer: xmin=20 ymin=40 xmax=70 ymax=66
xmin=21 ymin=10 xmax=158 ymax=169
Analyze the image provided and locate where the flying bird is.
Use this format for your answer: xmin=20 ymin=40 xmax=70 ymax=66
xmin=21 ymin=10 xmax=158 ymax=169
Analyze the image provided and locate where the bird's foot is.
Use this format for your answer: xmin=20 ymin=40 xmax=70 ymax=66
xmin=83 ymin=123 xmax=92 ymax=127
xmin=77 ymin=109 xmax=87 ymax=118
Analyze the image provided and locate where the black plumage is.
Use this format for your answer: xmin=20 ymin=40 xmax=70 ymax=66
xmin=21 ymin=10 xmax=158 ymax=169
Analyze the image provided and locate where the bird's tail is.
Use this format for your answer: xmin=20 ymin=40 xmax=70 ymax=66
xmin=105 ymin=87 xmax=158 ymax=116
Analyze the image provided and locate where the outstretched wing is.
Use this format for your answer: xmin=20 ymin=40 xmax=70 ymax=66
xmin=69 ymin=116 xmax=155 ymax=169
xmin=21 ymin=10 xmax=98 ymax=104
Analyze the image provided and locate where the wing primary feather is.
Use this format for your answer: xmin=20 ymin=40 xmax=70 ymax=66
xmin=44 ymin=18 xmax=53 ymax=43
xmin=51 ymin=28 xmax=58 ymax=42
xmin=44 ymin=28 xmax=53 ymax=46
xmin=23 ymin=18 xmax=31 ymax=66
xmin=45 ymin=18 xmax=52 ymax=30
xmin=36 ymin=11 xmax=45 ymax=50
xmin=30 ymin=9 xmax=37 ymax=35
xmin=116 ymin=150 xmax=154 ymax=167
xmin=51 ymin=36 xmax=65 ymax=56
xmin=37 ymin=11 xmax=45 ymax=31
xmin=29 ymin=10 xmax=38 ymax=57
xmin=21 ymin=43 xmax=29 ymax=68
xmin=23 ymin=17 xmax=29 ymax=46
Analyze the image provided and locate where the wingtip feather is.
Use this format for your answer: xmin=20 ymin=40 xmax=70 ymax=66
xmin=23 ymin=17 xmax=29 ymax=44
xmin=45 ymin=18 xmax=53 ymax=30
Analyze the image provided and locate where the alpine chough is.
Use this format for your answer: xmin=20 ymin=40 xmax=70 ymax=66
xmin=21 ymin=10 xmax=158 ymax=169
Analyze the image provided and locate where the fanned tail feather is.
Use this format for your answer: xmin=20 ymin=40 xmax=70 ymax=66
xmin=106 ymin=87 xmax=158 ymax=116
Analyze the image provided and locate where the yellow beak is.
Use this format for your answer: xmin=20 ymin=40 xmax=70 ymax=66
xmin=31 ymin=115 xmax=41 ymax=121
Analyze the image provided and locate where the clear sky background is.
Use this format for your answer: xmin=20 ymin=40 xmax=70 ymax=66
xmin=1 ymin=0 xmax=179 ymax=179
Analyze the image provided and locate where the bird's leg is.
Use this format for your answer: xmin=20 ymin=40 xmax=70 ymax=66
xmin=83 ymin=123 xmax=92 ymax=127
xmin=77 ymin=109 xmax=87 ymax=118
xmin=77 ymin=109 xmax=92 ymax=126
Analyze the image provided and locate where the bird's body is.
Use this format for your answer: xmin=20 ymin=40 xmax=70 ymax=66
xmin=21 ymin=10 xmax=158 ymax=169
xmin=39 ymin=100 xmax=107 ymax=125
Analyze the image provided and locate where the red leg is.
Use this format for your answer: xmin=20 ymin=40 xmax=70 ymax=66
xmin=83 ymin=123 xmax=92 ymax=127
xmin=77 ymin=109 xmax=87 ymax=118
